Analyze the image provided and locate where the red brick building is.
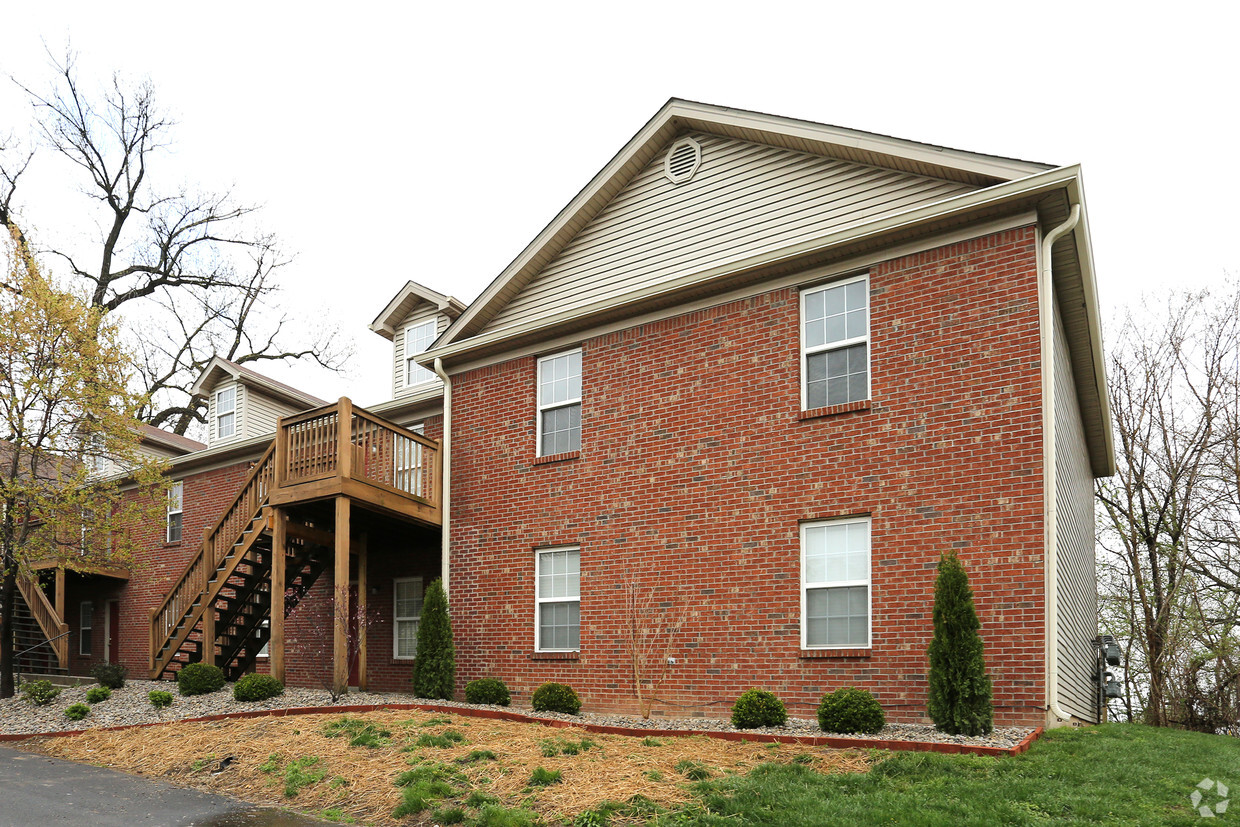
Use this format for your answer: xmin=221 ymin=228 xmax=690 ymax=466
xmin=23 ymin=101 xmax=1112 ymax=728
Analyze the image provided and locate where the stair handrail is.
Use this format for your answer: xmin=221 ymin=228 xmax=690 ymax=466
xmin=149 ymin=442 xmax=275 ymax=671
xmin=14 ymin=575 xmax=70 ymax=669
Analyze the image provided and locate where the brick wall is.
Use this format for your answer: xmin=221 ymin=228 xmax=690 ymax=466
xmin=447 ymin=226 xmax=1047 ymax=725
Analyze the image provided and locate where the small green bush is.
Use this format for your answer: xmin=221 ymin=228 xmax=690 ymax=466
xmin=465 ymin=677 xmax=511 ymax=706
xmin=233 ymin=672 xmax=284 ymax=702
xmin=22 ymin=679 xmax=61 ymax=706
xmin=176 ymin=662 xmax=225 ymax=696
xmin=283 ymin=755 xmax=326 ymax=798
xmin=531 ymin=682 xmax=581 ymax=714
xmin=817 ymin=686 xmax=886 ymax=734
xmin=149 ymin=689 xmax=174 ymax=709
xmin=85 ymin=686 xmax=112 ymax=704
xmin=90 ymin=662 xmax=128 ymax=689
xmin=730 ymin=688 xmax=788 ymax=729
xmin=529 ymin=766 xmax=562 ymax=787
xmin=64 ymin=703 xmax=90 ymax=722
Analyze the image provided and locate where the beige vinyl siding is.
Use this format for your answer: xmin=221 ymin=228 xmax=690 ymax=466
xmin=1054 ymin=299 xmax=1098 ymax=722
xmin=208 ymin=380 xmax=244 ymax=448
xmin=393 ymin=312 xmax=448 ymax=397
xmin=245 ymin=390 xmax=302 ymax=438
xmin=482 ymin=132 xmax=976 ymax=334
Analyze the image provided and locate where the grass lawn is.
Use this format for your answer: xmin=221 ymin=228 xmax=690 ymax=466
xmin=27 ymin=715 xmax=1239 ymax=825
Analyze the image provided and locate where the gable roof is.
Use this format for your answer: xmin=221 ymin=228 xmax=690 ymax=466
xmin=189 ymin=356 xmax=327 ymax=409
xmin=137 ymin=423 xmax=205 ymax=455
xmin=369 ymin=280 xmax=466 ymax=341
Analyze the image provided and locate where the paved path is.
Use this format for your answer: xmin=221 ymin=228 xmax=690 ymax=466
xmin=0 ymin=745 xmax=327 ymax=826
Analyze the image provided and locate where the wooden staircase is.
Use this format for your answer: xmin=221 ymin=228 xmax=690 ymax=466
xmin=2 ymin=576 xmax=69 ymax=675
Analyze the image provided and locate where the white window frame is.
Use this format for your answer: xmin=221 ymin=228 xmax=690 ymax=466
xmin=393 ymin=577 xmax=424 ymax=660
xmin=800 ymin=516 xmax=872 ymax=650
xmin=800 ymin=273 xmax=871 ymax=410
xmin=393 ymin=423 xmax=426 ymax=497
xmin=215 ymin=386 xmax=237 ymax=439
xmin=535 ymin=546 xmax=581 ymax=653
xmin=79 ymin=601 xmax=93 ymax=657
xmin=536 ymin=348 xmax=582 ymax=457
xmin=166 ymin=481 xmax=183 ymax=544
xmin=404 ymin=320 xmax=438 ymax=388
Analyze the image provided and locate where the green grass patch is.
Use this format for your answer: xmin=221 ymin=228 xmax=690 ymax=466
xmin=529 ymin=766 xmax=563 ymax=787
xmin=417 ymin=715 xmax=453 ymax=727
xmin=282 ymin=756 xmax=327 ymax=798
xmin=539 ymin=736 xmax=598 ymax=756
xmin=465 ymin=790 xmax=499 ymax=808
xmin=321 ymin=716 xmax=392 ymax=749
xmin=473 ymin=804 xmax=537 ymax=827
xmin=416 ymin=729 xmax=467 ymax=748
xmin=432 ymin=805 xmax=468 ymax=824
xmin=641 ymin=737 xmax=663 ymax=747
xmin=675 ymin=759 xmax=713 ymax=781
xmin=319 ymin=808 xmax=356 ymax=824
xmin=257 ymin=753 xmax=282 ymax=774
xmin=458 ymin=749 xmax=498 ymax=764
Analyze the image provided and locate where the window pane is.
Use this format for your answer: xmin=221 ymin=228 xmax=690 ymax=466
xmin=406 ymin=321 xmax=437 ymax=385
xmin=541 ymin=404 xmax=581 ymax=455
xmin=217 ymin=387 xmax=236 ymax=413
xmin=396 ymin=579 xmax=424 ymax=618
xmin=167 ymin=513 xmax=182 ymax=544
xmin=539 ymin=600 xmax=580 ymax=650
xmin=805 ymin=289 xmax=825 ymax=321
xmin=846 ymin=308 xmax=867 ymax=338
xmin=805 ymin=319 xmax=826 ymax=349
xmin=806 ymin=586 xmax=868 ymax=646
xmin=538 ymin=550 xmax=580 ymax=599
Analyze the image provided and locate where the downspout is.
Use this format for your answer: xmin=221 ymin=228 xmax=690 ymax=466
xmin=1040 ymin=203 xmax=1081 ymax=724
xmin=433 ymin=357 xmax=452 ymax=596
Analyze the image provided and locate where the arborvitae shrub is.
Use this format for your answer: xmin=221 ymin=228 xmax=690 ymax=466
xmin=531 ymin=682 xmax=582 ymax=714
xmin=234 ymin=673 xmax=284 ymax=701
xmin=464 ymin=677 xmax=511 ymax=706
xmin=21 ymin=679 xmax=61 ymax=706
xmin=176 ymin=662 xmax=226 ymax=696
xmin=64 ymin=703 xmax=90 ymax=721
xmin=817 ymin=687 xmax=885 ymax=734
xmin=927 ymin=551 xmax=994 ymax=736
xmin=90 ymin=662 xmax=128 ymax=689
xmin=412 ymin=579 xmax=456 ymax=700
xmin=730 ymin=688 xmax=788 ymax=729
xmin=149 ymin=690 xmax=174 ymax=709
xmin=85 ymin=686 xmax=112 ymax=704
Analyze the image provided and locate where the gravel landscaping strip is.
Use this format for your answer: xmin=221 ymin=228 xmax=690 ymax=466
xmin=0 ymin=678 xmax=1034 ymax=750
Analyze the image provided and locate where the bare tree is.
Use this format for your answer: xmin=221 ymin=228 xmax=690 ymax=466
xmin=0 ymin=51 xmax=347 ymax=435
xmin=620 ymin=572 xmax=690 ymax=719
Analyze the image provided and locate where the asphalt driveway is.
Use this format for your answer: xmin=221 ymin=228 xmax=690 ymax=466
xmin=0 ymin=744 xmax=327 ymax=826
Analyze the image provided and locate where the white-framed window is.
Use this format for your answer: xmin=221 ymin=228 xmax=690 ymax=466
xmin=393 ymin=577 xmax=425 ymax=659
xmin=405 ymin=320 xmax=438 ymax=387
xmin=215 ymin=386 xmax=237 ymax=439
xmin=801 ymin=517 xmax=871 ymax=649
xmin=535 ymin=547 xmax=580 ymax=652
xmin=79 ymin=601 xmax=93 ymax=656
xmin=167 ymin=481 xmax=183 ymax=544
xmin=536 ymin=349 xmax=581 ymax=456
xmin=257 ymin=618 xmax=270 ymax=658
xmin=802 ymin=274 xmax=869 ymax=409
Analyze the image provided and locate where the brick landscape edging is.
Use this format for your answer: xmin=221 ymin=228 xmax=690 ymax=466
xmin=0 ymin=702 xmax=1044 ymax=757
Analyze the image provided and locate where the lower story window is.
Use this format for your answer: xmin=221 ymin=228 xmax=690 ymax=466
xmin=802 ymin=517 xmax=871 ymax=648
xmin=536 ymin=547 xmax=580 ymax=651
xmin=79 ymin=601 xmax=93 ymax=656
xmin=394 ymin=577 xmax=424 ymax=659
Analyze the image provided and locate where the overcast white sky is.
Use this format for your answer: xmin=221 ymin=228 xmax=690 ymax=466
xmin=3 ymin=3 xmax=1237 ymax=407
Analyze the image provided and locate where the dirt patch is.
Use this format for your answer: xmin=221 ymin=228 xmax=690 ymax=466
xmin=27 ymin=709 xmax=870 ymax=824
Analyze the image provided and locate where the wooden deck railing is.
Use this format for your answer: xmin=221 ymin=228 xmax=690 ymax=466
xmin=149 ymin=443 xmax=275 ymax=672
xmin=16 ymin=575 xmax=69 ymax=669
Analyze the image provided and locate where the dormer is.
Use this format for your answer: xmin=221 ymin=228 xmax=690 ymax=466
xmin=191 ymin=357 xmax=327 ymax=447
xmin=370 ymin=281 xmax=465 ymax=398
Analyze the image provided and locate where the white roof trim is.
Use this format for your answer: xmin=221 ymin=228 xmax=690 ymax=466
xmin=370 ymin=280 xmax=466 ymax=341
xmin=189 ymin=356 xmax=326 ymax=410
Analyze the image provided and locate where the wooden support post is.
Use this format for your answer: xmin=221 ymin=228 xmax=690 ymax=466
xmin=333 ymin=496 xmax=351 ymax=699
xmin=274 ymin=415 xmax=288 ymax=487
xmin=54 ymin=566 xmax=65 ymax=620
xmin=201 ymin=593 xmax=215 ymax=668
xmin=337 ymin=398 xmax=354 ymax=481
xmin=357 ymin=533 xmax=368 ymax=693
xmin=270 ymin=507 xmax=286 ymax=684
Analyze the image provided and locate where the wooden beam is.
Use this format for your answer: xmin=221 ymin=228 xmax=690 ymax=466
xmin=202 ymin=594 xmax=215 ymax=669
xmin=286 ymin=520 xmax=335 ymax=548
xmin=333 ymin=496 xmax=351 ymax=699
xmin=270 ymin=507 xmax=286 ymax=685
xmin=337 ymin=398 xmax=354 ymax=481
xmin=357 ymin=533 xmax=368 ymax=693
xmin=54 ymin=567 xmax=65 ymax=619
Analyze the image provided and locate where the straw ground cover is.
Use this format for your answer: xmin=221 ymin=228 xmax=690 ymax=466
xmin=28 ymin=709 xmax=870 ymax=824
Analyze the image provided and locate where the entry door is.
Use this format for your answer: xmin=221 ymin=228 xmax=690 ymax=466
xmin=106 ymin=600 xmax=120 ymax=663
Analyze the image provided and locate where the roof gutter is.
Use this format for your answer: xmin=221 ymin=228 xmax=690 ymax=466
xmin=433 ymin=357 xmax=452 ymax=596
xmin=1040 ymin=203 xmax=1082 ymax=724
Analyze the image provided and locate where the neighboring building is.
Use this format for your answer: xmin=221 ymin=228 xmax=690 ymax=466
xmin=10 ymin=100 xmax=1113 ymax=727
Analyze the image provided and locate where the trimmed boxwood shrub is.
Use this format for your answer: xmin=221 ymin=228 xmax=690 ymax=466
xmin=149 ymin=690 xmax=174 ymax=709
xmin=234 ymin=673 xmax=284 ymax=702
xmin=64 ymin=703 xmax=90 ymax=721
xmin=730 ymin=688 xmax=788 ymax=729
xmin=85 ymin=686 xmax=112 ymax=704
xmin=90 ymin=662 xmax=128 ymax=689
xmin=21 ymin=679 xmax=61 ymax=706
xmin=817 ymin=687 xmax=885 ymax=734
xmin=531 ymin=682 xmax=581 ymax=714
xmin=176 ymin=662 xmax=226 ymax=696
xmin=464 ymin=678 xmax=511 ymax=706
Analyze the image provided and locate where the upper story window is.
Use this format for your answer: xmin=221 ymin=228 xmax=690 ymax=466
xmin=215 ymin=386 xmax=237 ymax=439
xmin=802 ymin=516 xmax=871 ymax=649
xmin=167 ymin=481 xmax=183 ymax=544
xmin=536 ymin=547 xmax=580 ymax=652
xmin=405 ymin=320 xmax=438 ymax=387
xmin=537 ymin=349 xmax=581 ymax=456
xmin=802 ymin=274 xmax=869 ymax=409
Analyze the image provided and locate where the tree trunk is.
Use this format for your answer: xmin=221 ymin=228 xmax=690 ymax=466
xmin=0 ymin=568 xmax=17 ymax=699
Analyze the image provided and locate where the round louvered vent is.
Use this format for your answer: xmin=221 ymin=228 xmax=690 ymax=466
xmin=663 ymin=137 xmax=702 ymax=184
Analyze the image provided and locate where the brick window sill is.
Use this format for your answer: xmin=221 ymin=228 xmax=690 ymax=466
xmin=530 ymin=651 xmax=580 ymax=662
xmin=534 ymin=451 xmax=581 ymax=466
xmin=798 ymin=400 xmax=872 ymax=421
xmin=799 ymin=648 xmax=872 ymax=659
